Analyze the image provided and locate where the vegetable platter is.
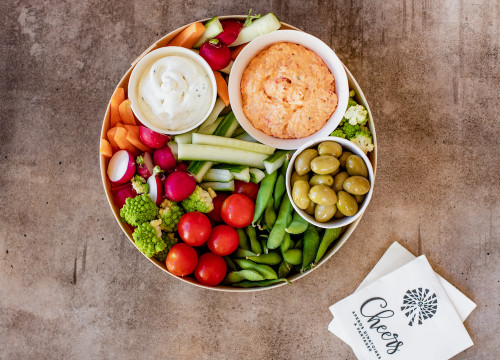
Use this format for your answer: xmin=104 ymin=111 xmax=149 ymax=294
xmin=99 ymin=14 xmax=377 ymax=292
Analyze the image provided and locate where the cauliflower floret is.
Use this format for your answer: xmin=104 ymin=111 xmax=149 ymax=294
xmin=350 ymin=130 xmax=375 ymax=154
xmin=158 ymin=199 xmax=184 ymax=232
xmin=132 ymin=220 xmax=166 ymax=258
xmin=181 ymin=186 xmax=216 ymax=213
xmin=344 ymin=104 xmax=368 ymax=126
xmin=120 ymin=194 xmax=159 ymax=227
xmin=154 ymin=233 xmax=179 ymax=262
xmin=131 ymin=175 xmax=149 ymax=195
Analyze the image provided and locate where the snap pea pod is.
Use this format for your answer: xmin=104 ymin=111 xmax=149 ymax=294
xmin=247 ymin=252 xmax=282 ymax=265
xmin=283 ymin=249 xmax=302 ymax=265
xmin=260 ymin=236 xmax=268 ymax=254
xmin=252 ymin=171 xmax=278 ymax=225
xmin=314 ymin=227 xmax=343 ymax=265
xmin=245 ymin=225 xmax=262 ymax=255
xmin=233 ymin=258 xmax=278 ymax=280
xmin=267 ymin=196 xmax=293 ymax=249
xmin=302 ymin=226 xmax=320 ymax=271
xmin=223 ymin=256 xmax=237 ymax=271
xmin=233 ymin=248 xmax=257 ymax=258
xmin=264 ymin=198 xmax=276 ymax=228
xmin=231 ymin=278 xmax=289 ymax=288
xmin=224 ymin=270 xmax=265 ymax=283
xmin=285 ymin=211 xmax=309 ymax=234
xmin=280 ymin=233 xmax=292 ymax=254
xmin=278 ymin=260 xmax=291 ymax=278
xmin=273 ymin=174 xmax=286 ymax=212
xmin=237 ymin=228 xmax=250 ymax=250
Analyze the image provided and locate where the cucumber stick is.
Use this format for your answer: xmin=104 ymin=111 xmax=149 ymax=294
xmin=193 ymin=17 xmax=223 ymax=48
xmin=167 ymin=142 xmax=178 ymax=160
xmin=200 ymin=181 xmax=235 ymax=191
xmin=179 ymin=144 xmax=267 ymax=168
xmin=198 ymin=117 xmax=222 ymax=135
xmin=234 ymin=132 xmax=257 ymax=142
xmin=192 ymin=133 xmax=275 ymax=155
xmin=174 ymin=132 xmax=193 ymax=144
xmin=263 ymin=150 xmax=292 ymax=174
xmin=203 ymin=168 xmax=233 ymax=182
xmin=249 ymin=168 xmax=266 ymax=183
xmin=212 ymin=164 xmax=250 ymax=182
xmin=199 ymin=98 xmax=226 ymax=132
xmin=230 ymin=13 xmax=281 ymax=47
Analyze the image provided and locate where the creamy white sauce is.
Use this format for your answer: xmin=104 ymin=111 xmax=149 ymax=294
xmin=138 ymin=55 xmax=212 ymax=131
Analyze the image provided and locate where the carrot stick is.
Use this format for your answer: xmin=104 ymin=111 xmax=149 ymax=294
xmin=168 ymin=22 xmax=205 ymax=49
xmin=114 ymin=127 xmax=139 ymax=155
xmin=110 ymin=88 xmax=125 ymax=127
xmin=213 ymin=71 xmax=230 ymax=106
xmin=118 ymin=99 xmax=137 ymax=125
xmin=100 ymin=139 xmax=113 ymax=157
xmin=126 ymin=130 xmax=152 ymax=153
xmin=107 ymin=127 xmax=120 ymax=150
xmin=231 ymin=43 xmax=247 ymax=60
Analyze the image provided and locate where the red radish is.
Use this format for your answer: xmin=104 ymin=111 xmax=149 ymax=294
xmin=153 ymin=146 xmax=176 ymax=172
xmin=199 ymin=39 xmax=231 ymax=71
xmin=139 ymin=126 xmax=170 ymax=149
xmin=107 ymin=150 xmax=136 ymax=184
xmin=216 ymin=20 xmax=244 ymax=45
xmin=147 ymin=175 xmax=164 ymax=205
xmin=136 ymin=151 xmax=154 ymax=178
xmin=175 ymin=162 xmax=188 ymax=172
xmin=164 ymin=171 xmax=196 ymax=201
xmin=114 ymin=186 xmax=138 ymax=208
xmin=111 ymin=181 xmax=134 ymax=195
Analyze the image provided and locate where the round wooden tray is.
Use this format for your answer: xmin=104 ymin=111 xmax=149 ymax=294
xmin=99 ymin=16 xmax=378 ymax=292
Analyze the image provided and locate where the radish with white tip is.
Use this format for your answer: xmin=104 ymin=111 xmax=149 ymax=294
xmin=147 ymin=175 xmax=164 ymax=206
xmin=107 ymin=150 xmax=136 ymax=184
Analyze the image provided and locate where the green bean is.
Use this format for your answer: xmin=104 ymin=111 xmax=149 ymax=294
xmin=283 ymin=249 xmax=302 ymax=265
xmin=247 ymin=252 xmax=282 ymax=265
xmin=225 ymin=270 xmax=265 ymax=283
xmin=302 ymin=226 xmax=320 ymax=271
xmin=252 ymin=171 xmax=278 ymax=225
xmin=280 ymin=233 xmax=292 ymax=254
xmin=260 ymin=236 xmax=268 ymax=254
xmin=314 ymin=227 xmax=343 ymax=265
xmin=280 ymin=153 xmax=290 ymax=175
xmin=278 ymin=260 xmax=291 ymax=278
xmin=223 ymin=256 xmax=237 ymax=271
xmin=264 ymin=198 xmax=276 ymax=228
xmin=245 ymin=225 xmax=262 ymax=255
xmin=231 ymin=279 xmax=289 ymax=288
xmin=273 ymin=174 xmax=286 ymax=212
xmin=267 ymin=196 xmax=293 ymax=249
xmin=237 ymin=228 xmax=250 ymax=250
xmin=294 ymin=239 xmax=303 ymax=249
xmin=233 ymin=248 xmax=256 ymax=258
xmin=285 ymin=211 xmax=309 ymax=234
xmin=233 ymin=258 xmax=278 ymax=280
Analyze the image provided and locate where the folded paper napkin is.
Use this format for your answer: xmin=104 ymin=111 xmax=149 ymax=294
xmin=328 ymin=242 xmax=475 ymax=360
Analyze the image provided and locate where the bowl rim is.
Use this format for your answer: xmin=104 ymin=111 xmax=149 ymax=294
xmin=286 ymin=136 xmax=375 ymax=229
xmin=228 ymin=29 xmax=349 ymax=150
xmin=127 ymin=46 xmax=217 ymax=135
xmin=99 ymin=15 xmax=378 ymax=292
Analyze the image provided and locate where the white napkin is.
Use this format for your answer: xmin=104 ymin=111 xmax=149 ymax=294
xmin=357 ymin=242 xmax=476 ymax=322
xmin=328 ymin=255 xmax=474 ymax=360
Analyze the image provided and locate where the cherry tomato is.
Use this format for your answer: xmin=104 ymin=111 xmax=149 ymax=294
xmin=166 ymin=243 xmax=198 ymax=276
xmin=194 ymin=252 xmax=227 ymax=286
xmin=207 ymin=193 xmax=229 ymax=223
xmin=207 ymin=225 xmax=239 ymax=256
xmin=221 ymin=194 xmax=255 ymax=228
xmin=177 ymin=212 xmax=211 ymax=246
xmin=234 ymin=180 xmax=259 ymax=202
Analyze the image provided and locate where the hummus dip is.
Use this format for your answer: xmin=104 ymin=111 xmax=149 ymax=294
xmin=241 ymin=42 xmax=338 ymax=139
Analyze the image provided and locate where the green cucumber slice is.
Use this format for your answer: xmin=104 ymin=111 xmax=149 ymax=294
xmin=249 ymin=168 xmax=266 ymax=183
xmin=193 ymin=17 xmax=223 ymax=48
xmin=230 ymin=13 xmax=281 ymax=47
xmin=178 ymin=144 xmax=267 ymax=168
xmin=203 ymin=168 xmax=233 ymax=182
xmin=200 ymin=180 xmax=235 ymax=192
xmin=192 ymin=133 xmax=275 ymax=155
xmin=263 ymin=150 xmax=292 ymax=174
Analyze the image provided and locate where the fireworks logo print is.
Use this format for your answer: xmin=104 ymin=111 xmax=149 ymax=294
xmin=400 ymin=288 xmax=438 ymax=326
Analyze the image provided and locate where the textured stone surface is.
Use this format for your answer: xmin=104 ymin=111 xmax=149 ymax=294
xmin=1 ymin=0 xmax=499 ymax=359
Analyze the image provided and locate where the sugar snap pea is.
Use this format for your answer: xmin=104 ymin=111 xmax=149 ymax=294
xmin=278 ymin=260 xmax=291 ymax=278
xmin=267 ymin=195 xmax=293 ymax=249
xmin=247 ymin=252 xmax=282 ymax=265
xmin=225 ymin=270 xmax=265 ymax=283
xmin=283 ymin=249 xmax=302 ymax=265
xmin=285 ymin=211 xmax=309 ymax=234
xmin=260 ymin=236 xmax=268 ymax=254
xmin=252 ymin=171 xmax=278 ymax=225
xmin=231 ymin=279 xmax=289 ymax=288
xmin=233 ymin=248 xmax=257 ymax=258
xmin=233 ymin=258 xmax=278 ymax=280
xmin=264 ymin=198 xmax=276 ymax=228
xmin=302 ymin=226 xmax=320 ymax=271
xmin=237 ymin=228 xmax=250 ymax=250
xmin=273 ymin=174 xmax=286 ymax=212
xmin=245 ymin=225 xmax=262 ymax=255
xmin=223 ymin=256 xmax=237 ymax=271
xmin=314 ymin=227 xmax=343 ymax=265
xmin=280 ymin=233 xmax=292 ymax=254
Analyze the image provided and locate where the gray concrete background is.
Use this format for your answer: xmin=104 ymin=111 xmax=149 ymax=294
xmin=1 ymin=0 xmax=499 ymax=359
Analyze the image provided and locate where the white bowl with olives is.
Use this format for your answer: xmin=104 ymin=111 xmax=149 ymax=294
xmin=286 ymin=137 xmax=374 ymax=228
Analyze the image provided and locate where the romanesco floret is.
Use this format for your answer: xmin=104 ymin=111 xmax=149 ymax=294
xmin=132 ymin=219 xmax=166 ymax=258
xmin=331 ymin=129 xmax=346 ymax=138
xmin=154 ymin=233 xmax=179 ymax=262
xmin=350 ymin=130 xmax=375 ymax=154
xmin=131 ymin=175 xmax=149 ymax=194
xmin=158 ymin=199 xmax=184 ymax=232
xmin=342 ymin=122 xmax=361 ymax=139
xmin=344 ymin=104 xmax=368 ymax=126
xmin=349 ymin=89 xmax=356 ymax=98
xmin=181 ymin=186 xmax=216 ymax=213
xmin=120 ymin=194 xmax=159 ymax=227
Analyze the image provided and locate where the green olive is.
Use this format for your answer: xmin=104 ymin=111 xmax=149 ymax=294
xmin=314 ymin=204 xmax=336 ymax=223
xmin=317 ymin=141 xmax=342 ymax=158
xmin=309 ymin=174 xmax=334 ymax=187
xmin=354 ymin=194 xmax=365 ymax=203
xmin=333 ymin=172 xmax=349 ymax=193
xmin=294 ymin=149 xmax=318 ymax=176
xmin=291 ymin=171 xmax=308 ymax=186
xmin=345 ymin=155 xmax=368 ymax=177
xmin=292 ymin=180 xmax=310 ymax=209
xmin=334 ymin=208 xmax=345 ymax=219
xmin=343 ymin=176 xmax=371 ymax=195
xmin=304 ymin=202 xmax=316 ymax=215
xmin=338 ymin=151 xmax=354 ymax=168
xmin=308 ymin=185 xmax=338 ymax=206
xmin=336 ymin=191 xmax=358 ymax=216
xmin=310 ymin=155 xmax=340 ymax=175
